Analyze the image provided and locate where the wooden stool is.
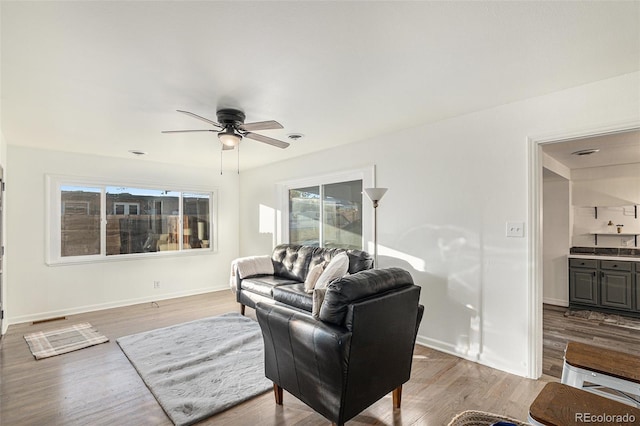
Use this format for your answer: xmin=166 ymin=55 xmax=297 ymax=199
xmin=561 ymin=342 xmax=640 ymax=407
xmin=529 ymin=382 xmax=640 ymax=426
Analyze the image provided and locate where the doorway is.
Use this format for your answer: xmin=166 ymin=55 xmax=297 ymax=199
xmin=0 ymin=166 xmax=4 ymax=336
xmin=529 ymin=122 xmax=640 ymax=379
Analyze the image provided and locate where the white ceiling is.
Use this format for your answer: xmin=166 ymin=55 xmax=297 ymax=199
xmin=2 ymin=1 xmax=639 ymax=171
xmin=542 ymin=129 xmax=640 ymax=171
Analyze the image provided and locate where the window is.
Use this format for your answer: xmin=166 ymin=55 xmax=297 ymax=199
xmin=48 ymin=176 xmax=216 ymax=264
xmin=113 ymin=202 xmax=140 ymax=215
xmin=283 ymin=168 xmax=373 ymax=251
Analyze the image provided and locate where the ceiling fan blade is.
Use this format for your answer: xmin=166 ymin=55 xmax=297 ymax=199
xmin=161 ymin=129 xmax=217 ymax=133
xmin=239 ymin=120 xmax=284 ymax=131
xmin=176 ymin=110 xmax=222 ymax=128
xmin=245 ymin=132 xmax=290 ymax=149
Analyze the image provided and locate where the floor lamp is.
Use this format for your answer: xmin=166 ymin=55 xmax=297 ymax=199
xmin=364 ymin=187 xmax=388 ymax=268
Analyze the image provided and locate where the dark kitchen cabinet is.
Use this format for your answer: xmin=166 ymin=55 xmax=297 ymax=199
xmin=569 ymin=258 xmax=639 ymax=317
xmin=569 ymin=259 xmax=598 ymax=307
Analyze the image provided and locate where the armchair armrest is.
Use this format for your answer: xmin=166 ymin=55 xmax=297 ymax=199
xmin=256 ymin=302 xmax=352 ymax=420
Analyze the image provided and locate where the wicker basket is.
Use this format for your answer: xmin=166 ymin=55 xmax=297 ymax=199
xmin=447 ymin=410 xmax=529 ymax=426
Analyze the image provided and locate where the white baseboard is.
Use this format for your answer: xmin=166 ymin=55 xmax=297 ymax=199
xmin=415 ymin=334 xmax=479 ymax=363
xmin=415 ymin=334 xmax=528 ymax=378
xmin=7 ymin=285 xmax=229 ymax=327
xmin=543 ymin=297 xmax=568 ymax=307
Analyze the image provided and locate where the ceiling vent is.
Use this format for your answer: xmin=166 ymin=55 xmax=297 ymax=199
xmin=571 ymin=148 xmax=600 ymax=156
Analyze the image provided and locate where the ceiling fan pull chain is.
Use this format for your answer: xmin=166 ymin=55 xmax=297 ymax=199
xmin=220 ymin=146 xmax=223 ymax=175
xmin=237 ymin=143 xmax=240 ymax=174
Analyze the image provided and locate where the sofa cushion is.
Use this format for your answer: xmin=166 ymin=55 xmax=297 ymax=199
xmin=319 ymin=267 xmax=414 ymax=326
xmin=344 ymin=248 xmax=374 ymax=274
xmin=272 ymin=283 xmax=313 ymax=312
xmin=272 ymin=245 xmax=315 ymax=282
xmin=241 ymin=276 xmax=301 ymax=297
xmin=270 ymin=244 xmax=374 ymax=284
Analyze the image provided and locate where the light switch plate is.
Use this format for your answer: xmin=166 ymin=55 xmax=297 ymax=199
xmin=506 ymin=221 xmax=525 ymax=237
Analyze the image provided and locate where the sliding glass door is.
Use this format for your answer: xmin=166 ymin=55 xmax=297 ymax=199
xmin=289 ymin=180 xmax=362 ymax=250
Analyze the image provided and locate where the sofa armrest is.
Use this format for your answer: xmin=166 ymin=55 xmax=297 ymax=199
xmin=256 ymin=302 xmax=352 ymax=420
xmin=232 ymin=264 xmax=242 ymax=292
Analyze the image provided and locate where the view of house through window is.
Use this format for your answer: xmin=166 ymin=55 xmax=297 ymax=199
xmin=61 ymin=186 xmax=101 ymax=257
xmin=105 ymin=187 xmax=182 ymax=255
xmin=183 ymin=193 xmax=211 ymax=250
xmin=289 ymin=180 xmax=362 ymax=250
xmin=56 ymin=181 xmax=213 ymax=262
xmin=289 ymin=186 xmax=320 ymax=246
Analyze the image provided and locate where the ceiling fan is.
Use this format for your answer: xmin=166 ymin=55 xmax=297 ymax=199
xmin=162 ymin=108 xmax=290 ymax=150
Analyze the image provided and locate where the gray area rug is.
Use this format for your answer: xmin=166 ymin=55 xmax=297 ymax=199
xmin=117 ymin=312 xmax=271 ymax=426
xmin=565 ymin=309 xmax=640 ymax=330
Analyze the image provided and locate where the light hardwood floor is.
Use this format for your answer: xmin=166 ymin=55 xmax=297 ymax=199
xmin=1 ymin=291 xmax=556 ymax=425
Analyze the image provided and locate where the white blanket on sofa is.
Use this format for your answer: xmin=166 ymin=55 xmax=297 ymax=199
xmin=230 ymin=255 xmax=275 ymax=289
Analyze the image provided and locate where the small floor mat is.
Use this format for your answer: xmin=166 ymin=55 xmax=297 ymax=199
xmin=564 ymin=309 xmax=640 ymax=330
xmin=24 ymin=322 xmax=109 ymax=360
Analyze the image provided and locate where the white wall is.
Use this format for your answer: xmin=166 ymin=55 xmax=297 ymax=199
xmin=0 ymin=131 xmax=5 ymax=335
xmin=571 ymin=163 xmax=640 ymax=247
xmin=5 ymin=146 xmax=239 ymax=325
xmin=239 ymin=72 xmax=640 ymax=377
xmin=543 ymin=173 xmax=570 ymax=306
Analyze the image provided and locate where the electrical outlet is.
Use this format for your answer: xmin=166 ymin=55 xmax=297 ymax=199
xmin=506 ymin=221 xmax=525 ymax=238
xmin=153 ymin=281 xmax=161 ymax=289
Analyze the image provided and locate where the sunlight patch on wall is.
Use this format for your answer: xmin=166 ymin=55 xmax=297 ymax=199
xmin=376 ymin=243 xmax=426 ymax=271
xmin=259 ymin=204 xmax=275 ymax=235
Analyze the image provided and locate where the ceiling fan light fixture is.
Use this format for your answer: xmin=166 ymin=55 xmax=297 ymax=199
xmin=218 ymin=129 xmax=242 ymax=147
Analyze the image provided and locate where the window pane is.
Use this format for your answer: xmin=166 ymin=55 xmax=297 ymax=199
xmin=289 ymin=186 xmax=320 ymax=246
xmin=183 ymin=193 xmax=211 ymax=249
xmin=61 ymin=186 xmax=101 ymax=257
xmin=323 ymin=180 xmax=363 ymax=250
xmin=106 ymin=187 xmax=180 ymax=255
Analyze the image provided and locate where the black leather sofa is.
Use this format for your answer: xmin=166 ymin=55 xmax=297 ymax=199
xmin=256 ymin=267 xmax=424 ymax=425
xmin=233 ymin=244 xmax=374 ymax=315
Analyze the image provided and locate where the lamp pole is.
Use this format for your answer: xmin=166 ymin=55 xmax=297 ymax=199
xmin=363 ymin=188 xmax=388 ymax=268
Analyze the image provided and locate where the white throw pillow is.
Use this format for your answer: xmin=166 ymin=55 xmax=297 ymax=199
xmin=312 ymin=288 xmax=327 ymax=319
xmin=314 ymin=252 xmax=349 ymax=290
xmin=304 ymin=261 xmax=327 ymax=293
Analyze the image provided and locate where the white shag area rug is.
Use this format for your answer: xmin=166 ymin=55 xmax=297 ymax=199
xmin=117 ymin=312 xmax=271 ymax=426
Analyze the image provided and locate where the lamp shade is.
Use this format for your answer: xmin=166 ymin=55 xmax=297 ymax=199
xmin=364 ymin=187 xmax=388 ymax=203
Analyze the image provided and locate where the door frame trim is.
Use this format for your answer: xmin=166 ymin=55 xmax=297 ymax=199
xmin=527 ymin=119 xmax=640 ymax=379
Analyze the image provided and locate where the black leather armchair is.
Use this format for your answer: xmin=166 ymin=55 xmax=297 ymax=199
xmin=256 ymin=267 xmax=424 ymax=425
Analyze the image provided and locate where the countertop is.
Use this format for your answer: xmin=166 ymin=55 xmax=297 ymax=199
xmin=569 ymin=254 xmax=640 ymax=262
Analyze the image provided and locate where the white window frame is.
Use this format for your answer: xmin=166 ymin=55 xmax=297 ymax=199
xmin=113 ymin=202 xmax=140 ymax=215
xmin=277 ymin=166 xmax=375 ymax=250
xmin=45 ymin=175 xmax=218 ymax=265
